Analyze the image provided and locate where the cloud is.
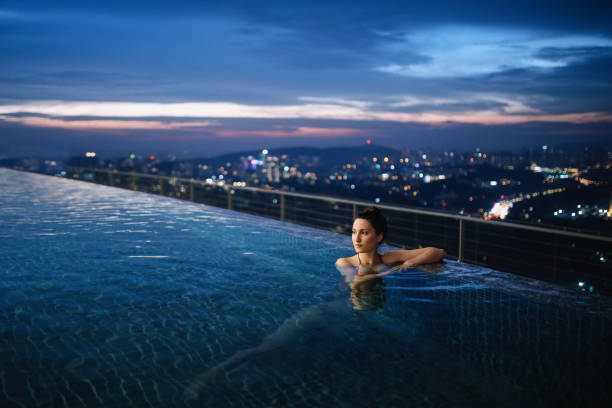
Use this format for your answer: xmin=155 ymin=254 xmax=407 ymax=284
xmin=1 ymin=99 xmax=611 ymax=130
xmin=387 ymin=93 xmax=540 ymax=114
xmin=0 ymin=9 xmax=21 ymax=19
xmin=0 ymin=115 xmax=220 ymax=131
xmin=298 ymin=97 xmax=372 ymax=109
xmin=375 ymin=26 xmax=612 ymax=78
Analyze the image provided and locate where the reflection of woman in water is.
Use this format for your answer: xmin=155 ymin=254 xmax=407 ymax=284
xmin=185 ymin=207 xmax=446 ymax=402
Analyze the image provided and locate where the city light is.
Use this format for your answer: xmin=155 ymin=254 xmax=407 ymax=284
xmin=485 ymin=200 xmax=513 ymax=220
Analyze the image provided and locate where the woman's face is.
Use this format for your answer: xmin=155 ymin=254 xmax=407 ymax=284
xmin=352 ymin=218 xmax=382 ymax=254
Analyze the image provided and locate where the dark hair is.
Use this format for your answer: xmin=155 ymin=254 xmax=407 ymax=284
xmin=356 ymin=206 xmax=387 ymax=243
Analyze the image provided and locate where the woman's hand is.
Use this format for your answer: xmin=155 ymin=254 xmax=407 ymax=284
xmin=350 ymin=269 xmax=381 ymax=290
xmin=385 ymin=261 xmax=415 ymax=273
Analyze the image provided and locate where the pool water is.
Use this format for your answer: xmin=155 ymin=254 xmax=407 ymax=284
xmin=0 ymin=168 xmax=610 ymax=407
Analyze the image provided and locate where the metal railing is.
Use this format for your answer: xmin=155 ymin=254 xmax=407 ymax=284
xmin=67 ymin=167 xmax=612 ymax=295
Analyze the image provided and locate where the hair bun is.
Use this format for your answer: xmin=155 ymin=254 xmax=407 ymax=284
xmin=361 ymin=206 xmax=381 ymax=216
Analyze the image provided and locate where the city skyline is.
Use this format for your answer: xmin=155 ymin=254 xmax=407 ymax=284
xmin=11 ymin=142 xmax=609 ymax=231
xmin=1 ymin=1 xmax=612 ymax=157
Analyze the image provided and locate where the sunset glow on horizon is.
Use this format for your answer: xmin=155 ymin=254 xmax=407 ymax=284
xmin=1 ymin=100 xmax=611 ymax=132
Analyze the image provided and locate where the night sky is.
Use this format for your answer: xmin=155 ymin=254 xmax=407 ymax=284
xmin=1 ymin=1 xmax=612 ymax=158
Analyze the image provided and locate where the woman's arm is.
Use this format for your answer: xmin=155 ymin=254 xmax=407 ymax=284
xmin=382 ymin=247 xmax=446 ymax=269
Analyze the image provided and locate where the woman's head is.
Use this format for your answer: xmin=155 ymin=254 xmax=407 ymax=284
xmin=356 ymin=207 xmax=387 ymax=242
xmin=352 ymin=207 xmax=387 ymax=252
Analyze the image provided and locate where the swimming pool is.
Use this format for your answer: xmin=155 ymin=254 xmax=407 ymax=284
xmin=1 ymin=168 xmax=610 ymax=407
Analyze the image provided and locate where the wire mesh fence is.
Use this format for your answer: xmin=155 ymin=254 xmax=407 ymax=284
xmin=284 ymin=196 xmax=354 ymax=233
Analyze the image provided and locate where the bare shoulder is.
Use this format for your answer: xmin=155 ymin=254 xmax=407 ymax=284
xmin=335 ymin=255 xmax=357 ymax=267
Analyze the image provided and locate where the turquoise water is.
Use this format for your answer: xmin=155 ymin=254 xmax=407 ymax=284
xmin=0 ymin=168 xmax=610 ymax=407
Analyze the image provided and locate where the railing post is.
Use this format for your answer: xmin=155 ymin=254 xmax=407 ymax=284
xmin=458 ymin=218 xmax=464 ymax=262
xmin=228 ymin=189 xmax=233 ymax=210
xmin=130 ymin=172 xmax=137 ymax=191
xmin=280 ymin=193 xmax=285 ymax=221
xmin=108 ymin=172 xmax=113 ymax=186
xmin=189 ymin=180 xmax=194 ymax=202
xmin=352 ymin=203 xmax=357 ymax=220
xmin=553 ymin=234 xmax=558 ymax=280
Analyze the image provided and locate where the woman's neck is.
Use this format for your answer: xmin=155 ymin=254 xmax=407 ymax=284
xmin=358 ymin=252 xmax=380 ymax=266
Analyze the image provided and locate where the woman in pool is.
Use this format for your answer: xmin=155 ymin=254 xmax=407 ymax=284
xmin=336 ymin=207 xmax=446 ymax=273
xmin=185 ymin=207 xmax=446 ymax=402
